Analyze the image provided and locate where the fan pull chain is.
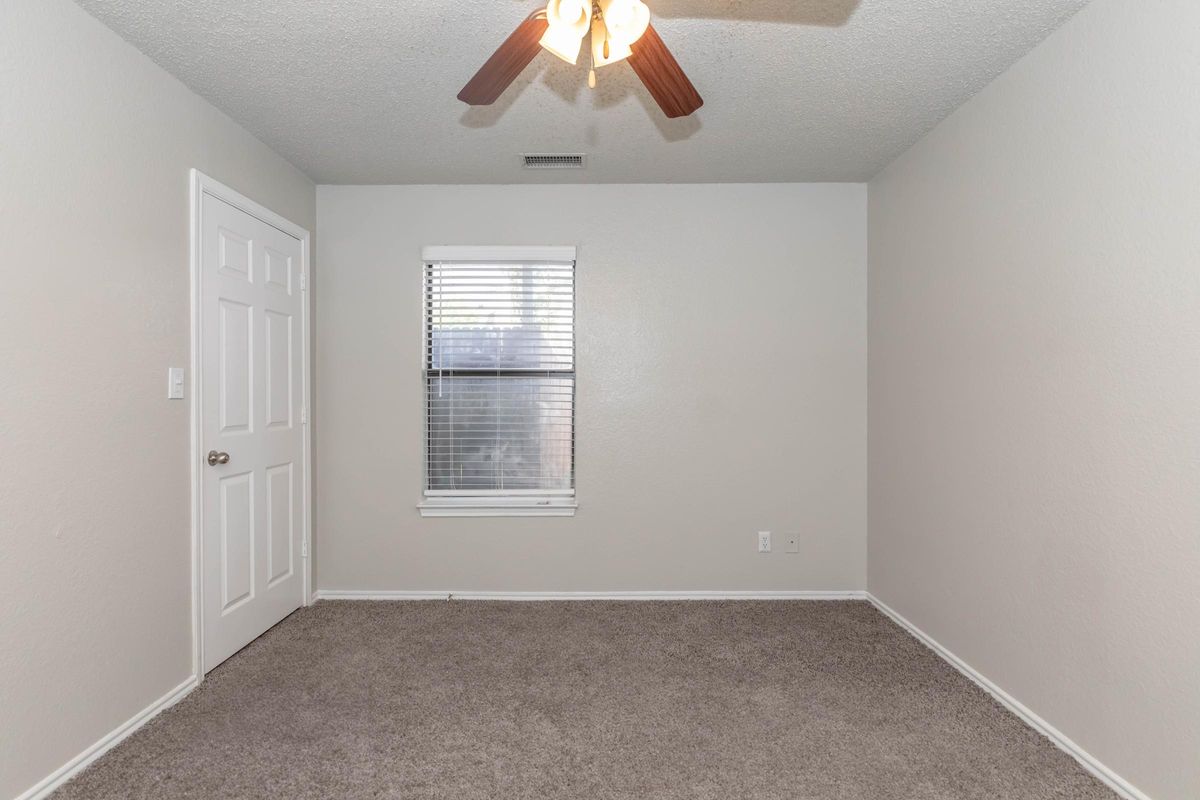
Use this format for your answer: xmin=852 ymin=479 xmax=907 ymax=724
xmin=588 ymin=29 xmax=597 ymax=89
xmin=588 ymin=0 xmax=603 ymax=89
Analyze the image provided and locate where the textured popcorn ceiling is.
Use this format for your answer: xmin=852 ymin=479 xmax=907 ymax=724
xmin=72 ymin=0 xmax=1089 ymax=183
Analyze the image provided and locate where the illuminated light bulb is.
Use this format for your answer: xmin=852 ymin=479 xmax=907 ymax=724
xmin=590 ymin=14 xmax=632 ymax=67
xmin=597 ymin=0 xmax=649 ymax=47
xmin=539 ymin=0 xmax=592 ymax=64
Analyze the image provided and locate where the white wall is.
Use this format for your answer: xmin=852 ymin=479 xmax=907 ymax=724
xmin=0 ymin=1 xmax=315 ymax=797
xmin=316 ymin=184 xmax=866 ymax=593
xmin=868 ymin=1 xmax=1200 ymax=798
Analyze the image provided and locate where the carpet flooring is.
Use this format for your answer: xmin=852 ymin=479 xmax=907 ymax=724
xmin=53 ymin=600 xmax=1117 ymax=799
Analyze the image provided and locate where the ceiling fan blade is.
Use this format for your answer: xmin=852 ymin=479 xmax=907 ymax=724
xmin=458 ymin=13 xmax=549 ymax=106
xmin=627 ymin=24 xmax=704 ymax=119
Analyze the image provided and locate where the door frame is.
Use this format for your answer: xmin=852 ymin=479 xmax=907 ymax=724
xmin=188 ymin=169 xmax=313 ymax=680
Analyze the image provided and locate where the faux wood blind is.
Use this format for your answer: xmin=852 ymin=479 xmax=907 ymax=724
xmin=424 ymin=259 xmax=575 ymax=495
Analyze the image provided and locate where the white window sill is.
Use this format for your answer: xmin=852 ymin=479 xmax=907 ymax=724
xmin=418 ymin=498 xmax=578 ymax=518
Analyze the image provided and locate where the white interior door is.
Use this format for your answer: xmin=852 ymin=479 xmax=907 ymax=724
xmin=200 ymin=191 xmax=305 ymax=672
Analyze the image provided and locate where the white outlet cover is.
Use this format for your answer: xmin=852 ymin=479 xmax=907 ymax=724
xmin=758 ymin=531 xmax=771 ymax=553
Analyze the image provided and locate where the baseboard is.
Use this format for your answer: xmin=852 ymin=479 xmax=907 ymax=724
xmin=865 ymin=594 xmax=1151 ymax=800
xmin=315 ymin=589 xmax=868 ymax=601
xmin=16 ymin=676 xmax=197 ymax=800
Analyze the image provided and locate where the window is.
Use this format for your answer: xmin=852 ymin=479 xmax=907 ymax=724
xmin=418 ymin=246 xmax=577 ymax=517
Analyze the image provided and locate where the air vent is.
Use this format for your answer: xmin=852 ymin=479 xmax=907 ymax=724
xmin=522 ymin=153 xmax=587 ymax=170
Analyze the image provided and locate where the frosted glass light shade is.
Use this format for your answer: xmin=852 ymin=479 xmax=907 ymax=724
xmin=597 ymin=0 xmax=649 ymax=47
xmin=540 ymin=0 xmax=592 ymax=64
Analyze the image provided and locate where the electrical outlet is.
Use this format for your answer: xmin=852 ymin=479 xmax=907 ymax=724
xmin=785 ymin=536 xmax=799 ymax=553
xmin=757 ymin=531 xmax=771 ymax=553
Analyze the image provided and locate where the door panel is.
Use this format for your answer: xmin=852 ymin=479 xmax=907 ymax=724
xmin=218 ymin=226 xmax=252 ymax=281
xmin=219 ymin=299 xmax=252 ymax=434
xmin=220 ymin=472 xmax=254 ymax=611
xmin=264 ymin=245 xmax=292 ymax=294
xmin=266 ymin=462 xmax=294 ymax=586
xmin=202 ymin=192 xmax=304 ymax=673
xmin=264 ymin=310 xmax=293 ymax=429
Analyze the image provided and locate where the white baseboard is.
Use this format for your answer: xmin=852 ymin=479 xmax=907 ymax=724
xmin=315 ymin=589 xmax=868 ymax=601
xmin=16 ymin=676 xmax=197 ymax=800
xmin=866 ymin=593 xmax=1150 ymax=800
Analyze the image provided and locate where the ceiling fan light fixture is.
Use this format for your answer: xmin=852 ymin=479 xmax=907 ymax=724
xmin=597 ymin=0 xmax=650 ymax=47
xmin=539 ymin=0 xmax=592 ymax=64
xmin=458 ymin=0 xmax=701 ymax=119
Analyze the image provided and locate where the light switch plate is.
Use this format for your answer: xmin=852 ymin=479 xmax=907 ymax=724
xmin=167 ymin=367 xmax=185 ymax=399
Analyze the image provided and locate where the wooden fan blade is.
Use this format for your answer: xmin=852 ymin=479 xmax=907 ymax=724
xmin=627 ymin=24 xmax=704 ymax=118
xmin=458 ymin=13 xmax=550 ymax=105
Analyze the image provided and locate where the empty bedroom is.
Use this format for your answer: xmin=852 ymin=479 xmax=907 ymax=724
xmin=0 ymin=0 xmax=1196 ymax=798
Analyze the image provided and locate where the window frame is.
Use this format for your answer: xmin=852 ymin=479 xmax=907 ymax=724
xmin=417 ymin=245 xmax=578 ymax=518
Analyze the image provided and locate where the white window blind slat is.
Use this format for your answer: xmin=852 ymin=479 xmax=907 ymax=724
xmin=424 ymin=260 xmax=576 ymax=496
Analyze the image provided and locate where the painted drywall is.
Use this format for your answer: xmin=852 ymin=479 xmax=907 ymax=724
xmin=868 ymin=1 xmax=1200 ymax=798
xmin=0 ymin=0 xmax=315 ymax=797
xmin=316 ymin=184 xmax=866 ymax=593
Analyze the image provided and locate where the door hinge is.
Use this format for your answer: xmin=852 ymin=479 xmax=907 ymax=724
xmin=300 ymin=407 xmax=308 ymax=424
xmin=301 ymin=539 xmax=309 ymax=558
xmin=300 ymin=273 xmax=307 ymax=291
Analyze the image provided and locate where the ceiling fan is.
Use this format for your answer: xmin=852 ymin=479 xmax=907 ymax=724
xmin=458 ymin=0 xmax=703 ymax=119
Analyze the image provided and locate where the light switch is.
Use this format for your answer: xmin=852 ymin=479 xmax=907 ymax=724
xmin=167 ymin=367 xmax=185 ymax=399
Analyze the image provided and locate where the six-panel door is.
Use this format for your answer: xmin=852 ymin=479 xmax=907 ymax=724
xmin=201 ymin=192 xmax=304 ymax=672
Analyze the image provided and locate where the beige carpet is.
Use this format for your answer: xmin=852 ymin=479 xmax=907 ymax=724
xmin=53 ymin=600 xmax=1116 ymax=799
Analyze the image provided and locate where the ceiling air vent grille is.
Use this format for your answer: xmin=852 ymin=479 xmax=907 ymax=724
xmin=523 ymin=153 xmax=587 ymax=170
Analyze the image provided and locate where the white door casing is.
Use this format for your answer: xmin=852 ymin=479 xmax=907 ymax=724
xmin=191 ymin=172 xmax=310 ymax=675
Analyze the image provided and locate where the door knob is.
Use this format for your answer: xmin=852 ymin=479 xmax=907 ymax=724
xmin=207 ymin=450 xmax=230 ymax=466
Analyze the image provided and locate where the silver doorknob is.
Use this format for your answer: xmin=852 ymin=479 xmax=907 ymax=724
xmin=207 ymin=450 xmax=230 ymax=466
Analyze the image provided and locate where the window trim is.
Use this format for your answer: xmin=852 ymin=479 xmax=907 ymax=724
xmin=421 ymin=245 xmax=577 ymax=263
xmin=418 ymin=245 xmax=578 ymax=518
xmin=417 ymin=496 xmax=579 ymax=518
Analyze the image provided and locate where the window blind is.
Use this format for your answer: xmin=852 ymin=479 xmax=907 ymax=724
xmin=424 ymin=259 xmax=575 ymax=496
